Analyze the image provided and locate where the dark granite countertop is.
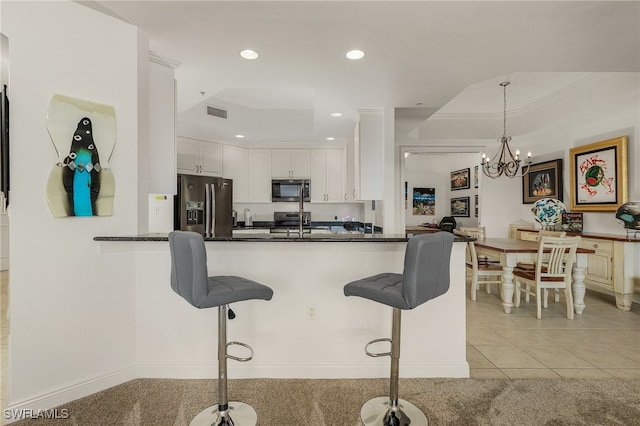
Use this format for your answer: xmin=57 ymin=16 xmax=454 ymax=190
xmin=94 ymin=232 xmax=471 ymax=243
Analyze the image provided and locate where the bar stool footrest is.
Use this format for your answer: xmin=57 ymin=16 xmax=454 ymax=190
xmin=226 ymin=341 xmax=254 ymax=362
xmin=365 ymin=338 xmax=392 ymax=357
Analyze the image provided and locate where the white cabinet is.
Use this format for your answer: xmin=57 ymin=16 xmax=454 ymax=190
xmin=248 ymin=149 xmax=272 ymax=202
xmin=355 ymin=109 xmax=384 ymax=200
xmin=271 ymin=149 xmax=310 ymax=178
xmin=581 ymin=238 xmax=614 ymax=288
xmin=310 ymin=149 xmax=343 ymax=203
xmin=177 ymin=136 xmax=222 ymax=176
xmin=344 ymin=130 xmax=358 ymax=201
xmin=222 ymin=145 xmax=248 ymax=202
xmin=148 ymin=60 xmax=177 ymax=194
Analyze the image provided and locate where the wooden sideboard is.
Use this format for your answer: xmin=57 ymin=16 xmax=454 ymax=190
xmin=518 ymin=229 xmax=639 ymax=311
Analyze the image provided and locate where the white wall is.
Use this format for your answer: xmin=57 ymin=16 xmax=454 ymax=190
xmin=2 ymin=1 xmax=142 ymax=411
xmin=404 ymin=153 xmax=479 ymax=228
xmin=126 ymin=240 xmax=468 ymax=380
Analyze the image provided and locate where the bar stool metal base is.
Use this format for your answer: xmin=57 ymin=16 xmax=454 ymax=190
xmin=190 ymin=402 xmax=258 ymax=426
xmin=360 ymin=396 xmax=428 ymax=426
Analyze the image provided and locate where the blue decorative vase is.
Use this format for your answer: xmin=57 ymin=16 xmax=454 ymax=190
xmin=532 ymin=198 xmax=567 ymax=230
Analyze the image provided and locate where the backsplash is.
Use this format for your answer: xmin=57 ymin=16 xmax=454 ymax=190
xmin=233 ymin=202 xmax=365 ymax=222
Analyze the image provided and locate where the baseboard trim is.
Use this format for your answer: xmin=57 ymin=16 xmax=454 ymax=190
xmin=136 ymin=361 xmax=470 ymax=379
xmin=4 ymin=367 xmax=136 ymax=424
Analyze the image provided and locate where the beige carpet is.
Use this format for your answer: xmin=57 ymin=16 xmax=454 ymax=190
xmin=10 ymin=378 xmax=640 ymax=425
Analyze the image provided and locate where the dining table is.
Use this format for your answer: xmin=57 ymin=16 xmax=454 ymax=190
xmin=473 ymin=238 xmax=595 ymax=315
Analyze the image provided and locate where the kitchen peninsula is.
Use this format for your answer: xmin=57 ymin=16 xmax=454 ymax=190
xmin=94 ymin=233 xmax=470 ymax=379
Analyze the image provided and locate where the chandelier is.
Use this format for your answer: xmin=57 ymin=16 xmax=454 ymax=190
xmin=481 ymin=81 xmax=532 ymax=179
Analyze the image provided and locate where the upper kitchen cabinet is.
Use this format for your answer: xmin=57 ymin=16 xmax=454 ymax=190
xmin=344 ymin=125 xmax=358 ymax=202
xmin=271 ymin=149 xmax=311 ymax=178
xmin=354 ymin=109 xmax=384 ymax=200
xmin=248 ymin=149 xmax=272 ymax=202
xmin=222 ymin=145 xmax=248 ymax=202
xmin=148 ymin=56 xmax=179 ymax=194
xmin=310 ymin=149 xmax=343 ymax=203
xmin=177 ymin=136 xmax=222 ymax=176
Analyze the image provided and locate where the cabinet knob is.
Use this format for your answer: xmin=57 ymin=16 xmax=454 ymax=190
xmin=593 ymin=244 xmax=598 ymax=249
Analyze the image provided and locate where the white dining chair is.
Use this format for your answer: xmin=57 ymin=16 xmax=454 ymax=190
xmin=458 ymin=229 xmax=503 ymax=301
xmin=466 ymin=240 xmax=503 ymax=301
xmin=513 ymin=235 xmax=581 ymax=319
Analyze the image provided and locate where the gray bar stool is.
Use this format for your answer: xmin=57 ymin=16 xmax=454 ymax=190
xmin=344 ymin=232 xmax=454 ymax=426
xmin=169 ymin=231 xmax=273 ymax=426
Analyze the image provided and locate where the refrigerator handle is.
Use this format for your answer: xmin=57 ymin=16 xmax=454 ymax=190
xmin=205 ymin=183 xmax=212 ymax=236
xmin=210 ymin=182 xmax=216 ymax=236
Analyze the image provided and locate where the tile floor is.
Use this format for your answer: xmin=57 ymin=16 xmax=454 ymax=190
xmin=466 ymin=284 xmax=640 ymax=379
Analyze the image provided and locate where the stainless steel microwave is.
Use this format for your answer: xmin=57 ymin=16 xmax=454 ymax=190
xmin=271 ymin=179 xmax=310 ymax=202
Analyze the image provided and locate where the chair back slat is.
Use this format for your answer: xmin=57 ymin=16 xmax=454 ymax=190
xmin=537 ymin=236 xmax=580 ymax=279
xmin=458 ymin=226 xmax=486 ymax=239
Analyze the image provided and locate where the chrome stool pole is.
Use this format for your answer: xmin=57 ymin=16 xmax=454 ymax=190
xmin=360 ymin=308 xmax=427 ymax=426
xmin=190 ymin=305 xmax=257 ymax=426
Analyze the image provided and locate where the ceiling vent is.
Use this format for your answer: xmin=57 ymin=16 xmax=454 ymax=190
xmin=206 ymin=105 xmax=228 ymax=119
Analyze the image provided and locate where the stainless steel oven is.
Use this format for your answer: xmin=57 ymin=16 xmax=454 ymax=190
xmin=271 ymin=211 xmax=311 ymax=234
xmin=271 ymin=179 xmax=310 ymax=202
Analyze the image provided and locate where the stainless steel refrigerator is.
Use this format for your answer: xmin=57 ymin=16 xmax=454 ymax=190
xmin=175 ymin=174 xmax=233 ymax=237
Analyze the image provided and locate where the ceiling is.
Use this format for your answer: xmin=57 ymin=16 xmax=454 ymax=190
xmin=84 ymin=1 xmax=640 ymax=145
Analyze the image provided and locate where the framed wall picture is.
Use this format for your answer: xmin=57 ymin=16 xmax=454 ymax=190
xmin=474 ymin=166 xmax=478 ymax=188
xmin=569 ymin=136 xmax=628 ymax=212
xmin=475 ymin=194 xmax=478 ymax=217
xmin=413 ymin=187 xmax=435 ymax=215
xmin=450 ymin=196 xmax=470 ymax=217
xmin=450 ymin=168 xmax=470 ymax=191
xmin=522 ymin=159 xmax=563 ymax=204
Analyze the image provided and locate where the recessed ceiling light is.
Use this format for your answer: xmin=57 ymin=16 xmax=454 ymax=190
xmin=346 ymin=49 xmax=365 ymax=60
xmin=326 ymin=137 xmax=335 ymax=141
xmin=330 ymin=112 xmax=343 ymax=117
xmin=235 ymin=134 xmax=245 ymax=138
xmin=239 ymin=49 xmax=259 ymax=60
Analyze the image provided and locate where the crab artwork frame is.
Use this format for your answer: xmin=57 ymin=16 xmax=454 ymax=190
xmin=569 ymin=136 xmax=628 ymax=212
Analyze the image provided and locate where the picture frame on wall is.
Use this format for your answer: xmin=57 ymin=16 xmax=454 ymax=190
xmin=474 ymin=166 xmax=478 ymax=188
xmin=450 ymin=196 xmax=470 ymax=217
xmin=522 ymin=159 xmax=563 ymax=204
xmin=475 ymin=194 xmax=478 ymax=217
xmin=450 ymin=168 xmax=470 ymax=191
xmin=413 ymin=187 xmax=435 ymax=215
xmin=569 ymin=136 xmax=628 ymax=212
